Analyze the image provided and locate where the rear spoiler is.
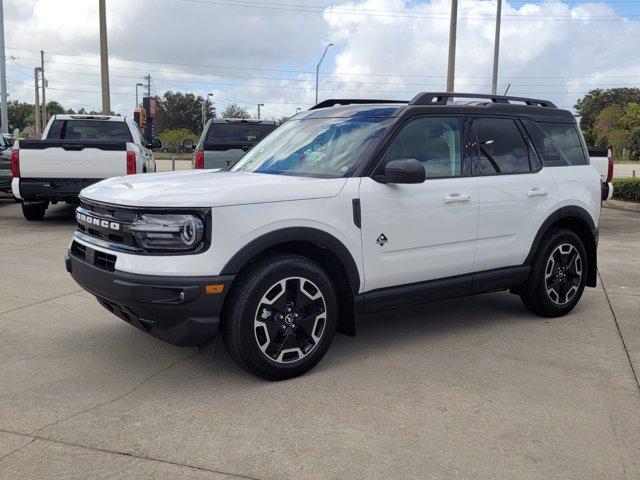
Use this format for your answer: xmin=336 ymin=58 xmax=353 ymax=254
xmin=17 ymin=139 xmax=128 ymax=151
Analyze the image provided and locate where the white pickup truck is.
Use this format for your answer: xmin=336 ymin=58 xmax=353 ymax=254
xmin=588 ymin=147 xmax=614 ymax=201
xmin=11 ymin=115 xmax=156 ymax=220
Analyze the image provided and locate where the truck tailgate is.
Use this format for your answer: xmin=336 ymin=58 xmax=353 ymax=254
xmin=18 ymin=140 xmax=128 ymax=179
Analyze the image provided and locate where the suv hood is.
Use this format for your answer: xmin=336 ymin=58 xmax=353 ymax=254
xmin=80 ymin=170 xmax=347 ymax=207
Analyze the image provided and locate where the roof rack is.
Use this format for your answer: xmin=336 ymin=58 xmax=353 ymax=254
xmin=310 ymin=99 xmax=407 ymax=110
xmin=409 ymin=92 xmax=557 ymax=108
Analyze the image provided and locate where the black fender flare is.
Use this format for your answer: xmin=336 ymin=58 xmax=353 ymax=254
xmin=525 ymin=206 xmax=598 ymax=286
xmin=220 ymin=227 xmax=361 ymax=293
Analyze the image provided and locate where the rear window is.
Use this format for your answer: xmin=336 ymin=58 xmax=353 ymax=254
xmin=524 ymin=121 xmax=587 ymax=166
xmin=206 ymin=123 xmax=275 ymax=143
xmin=47 ymin=120 xmax=132 ymax=142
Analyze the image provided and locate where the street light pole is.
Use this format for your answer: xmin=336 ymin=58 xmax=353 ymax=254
xmin=446 ymin=0 xmax=458 ymax=92
xmin=34 ymin=68 xmax=41 ymax=138
xmin=202 ymin=93 xmax=213 ymax=127
xmin=99 ymin=0 xmax=111 ymax=114
xmin=257 ymin=103 xmax=264 ymax=119
xmin=491 ymin=0 xmax=502 ymax=95
xmin=41 ymin=50 xmax=46 ymax=127
xmin=135 ymin=83 xmax=143 ymax=107
xmin=315 ymin=43 xmax=333 ymax=105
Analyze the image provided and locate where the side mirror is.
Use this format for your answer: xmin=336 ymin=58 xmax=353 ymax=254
xmin=151 ymin=138 xmax=162 ymax=150
xmin=378 ymin=159 xmax=426 ymax=184
xmin=182 ymin=138 xmax=194 ymax=150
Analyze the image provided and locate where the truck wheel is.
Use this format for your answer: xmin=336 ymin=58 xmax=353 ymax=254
xmin=520 ymin=228 xmax=587 ymax=317
xmin=222 ymin=254 xmax=337 ymax=380
xmin=21 ymin=202 xmax=48 ymax=221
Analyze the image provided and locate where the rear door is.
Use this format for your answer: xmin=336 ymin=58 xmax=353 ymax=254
xmin=359 ymin=115 xmax=479 ymax=291
xmin=472 ymin=116 xmax=558 ymax=271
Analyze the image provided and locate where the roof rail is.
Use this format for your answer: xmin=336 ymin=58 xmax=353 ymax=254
xmin=409 ymin=92 xmax=557 ymax=108
xmin=310 ymin=99 xmax=407 ymax=110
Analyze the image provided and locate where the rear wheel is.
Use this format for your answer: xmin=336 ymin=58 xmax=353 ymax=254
xmin=222 ymin=254 xmax=337 ymax=380
xmin=520 ymin=228 xmax=587 ymax=317
xmin=21 ymin=201 xmax=48 ymax=221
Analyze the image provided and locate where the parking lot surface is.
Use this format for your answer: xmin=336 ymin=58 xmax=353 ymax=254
xmin=0 ymin=198 xmax=639 ymax=479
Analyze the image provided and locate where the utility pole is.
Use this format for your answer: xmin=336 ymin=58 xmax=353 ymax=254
xmin=41 ymin=50 xmax=46 ymax=127
xmin=491 ymin=0 xmax=502 ymax=95
xmin=257 ymin=103 xmax=264 ymax=119
xmin=446 ymin=0 xmax=458 ymax=92
xmin=34 ymin=68 xmax=41 ymax=138
xmin=99 ymin=0 xmax=111 ymax=114
xmin=0 ymin=0 xmax=9 ymax=134
xmin=315 ymin=43 xmax=333 ymax=105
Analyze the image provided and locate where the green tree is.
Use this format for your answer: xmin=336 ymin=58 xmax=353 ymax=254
xmin=221 ymin=103 xmax=250 ymax=119
xmin=8 ymin=101 xmax=35 ymax=132
xmin=158 ymin=128 xmax=198 ymax=151
xmin=155 ymin=91 xmax=215 ymax=134
xmin=574 ymin=88 xmax=640 ymax=145
xmin=46 ymin=101 xmax=66 ymax=116
xmin=594 ymin=106 xmax=624 ymax=146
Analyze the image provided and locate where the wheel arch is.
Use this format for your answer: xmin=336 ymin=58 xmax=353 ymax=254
xmin=525 ymin=206 xmax=598 ymax=287
xmin=220 ymin=227 xmax=360 ymax=336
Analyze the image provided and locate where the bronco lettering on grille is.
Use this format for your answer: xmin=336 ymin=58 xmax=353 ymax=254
xmin=76 ymin=212 xmax=121 ymax=231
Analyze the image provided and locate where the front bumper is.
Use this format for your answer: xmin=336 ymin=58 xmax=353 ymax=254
xmin=66 ymin=247 xmax=234 ymax=346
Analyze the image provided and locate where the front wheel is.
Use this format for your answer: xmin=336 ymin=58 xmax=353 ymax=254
xmin=222 ymin=255 xmax=337 ymax=380
xmin=21 ymin=201 xmax=48 ymax=221
xmin=520 ymin=228 xmax=587 ymax=317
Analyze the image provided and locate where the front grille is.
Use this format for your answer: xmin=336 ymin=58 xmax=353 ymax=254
xmin=76 ymin=201 xmax=139 ymax=248
xmin=70 ymin=240 xmax=116 ymax=272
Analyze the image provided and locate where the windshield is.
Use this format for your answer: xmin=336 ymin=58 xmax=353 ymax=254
xmin=206 ymin=123 xmax=275 ymax=143
xmin=231 ymin=117 xmax=390 ymax=178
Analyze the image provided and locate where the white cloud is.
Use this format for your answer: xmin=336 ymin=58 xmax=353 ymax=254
xmin=3 ymin=0 xmax=640 ymax=122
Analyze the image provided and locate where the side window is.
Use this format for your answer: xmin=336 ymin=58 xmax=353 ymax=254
xmin=382 ymin=117 xmax=462 ymax=178
xmin=474 ymin=118 xmax=530 ymax=175
xmin=46 ymin=120 xmax=65 ymax=139
xmin=537 ymin=122 xmax=587 ymax=165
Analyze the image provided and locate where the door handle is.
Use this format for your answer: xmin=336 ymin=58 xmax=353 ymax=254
xmin=443 ymin=193 xmax=470 ymax=204
xmin=527 ymin=188 xmax=549 ymax=197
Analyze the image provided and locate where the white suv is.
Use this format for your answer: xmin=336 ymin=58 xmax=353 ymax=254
xmin=66 ymin=93 xmax=601 ymax=380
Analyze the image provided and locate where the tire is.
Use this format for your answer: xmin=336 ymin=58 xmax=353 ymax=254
xmin=520 ymin=228 xmax=588 ymax=317
xmin=21 ymin=201 xmax=48 ymax=221
xmin=222 ymin=254 xmax=337 ymax=380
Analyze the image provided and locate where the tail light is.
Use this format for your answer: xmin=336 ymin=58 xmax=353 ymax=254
xmin=606 ymin=151 xmax=614 ymax=183
xmin=126 ymin=151 xmax=136 ymax=175
xmin=195 ymin=150 xmax=204 ymax=169
xmin=10 ymin=148 xmax=20 ymax=178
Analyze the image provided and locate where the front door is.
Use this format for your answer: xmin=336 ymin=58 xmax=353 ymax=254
xmin=359 ymin=116 xmax=479 ymax=292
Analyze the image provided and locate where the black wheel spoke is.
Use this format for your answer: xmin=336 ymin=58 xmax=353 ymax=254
xmin=254 ymin=276 xmax=327 ymax=364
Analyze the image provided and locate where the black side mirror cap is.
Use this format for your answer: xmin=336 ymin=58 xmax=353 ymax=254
xmin=182 ymin=138 xmax=194 ymax=150
xmin=380 ymin=158 xmax=426 ymax=184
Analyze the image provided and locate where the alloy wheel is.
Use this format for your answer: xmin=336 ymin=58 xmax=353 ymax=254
xmin=254 ymin=277 xmax=327 ymax=363
xmin=544 ymin=243 xmax=583 ymax=306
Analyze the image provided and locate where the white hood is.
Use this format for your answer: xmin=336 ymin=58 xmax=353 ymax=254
xmin=80 ymin=169 xmax=347 ymax=207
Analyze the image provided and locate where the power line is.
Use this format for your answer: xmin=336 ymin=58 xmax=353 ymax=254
xmin=181 ymin=0 xmax=640 ymax=21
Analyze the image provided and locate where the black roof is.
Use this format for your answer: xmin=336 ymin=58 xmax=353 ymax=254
xmin=303 ymin=92 xmax=575 ymax=123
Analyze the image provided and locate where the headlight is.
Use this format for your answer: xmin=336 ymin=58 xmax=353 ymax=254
xmin=130 ymin=214 xmax=204 ymax=251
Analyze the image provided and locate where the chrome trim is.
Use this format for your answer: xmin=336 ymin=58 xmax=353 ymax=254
xmin=73 ymin=231 xmax=142 ymax=254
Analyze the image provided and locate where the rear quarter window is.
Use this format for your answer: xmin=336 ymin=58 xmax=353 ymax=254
xmin=524 ymin=121 xmax=587 ymax=166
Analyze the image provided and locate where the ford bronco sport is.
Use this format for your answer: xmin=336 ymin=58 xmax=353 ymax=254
xmin=66 ymin=93 xmax=601 ymax=380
